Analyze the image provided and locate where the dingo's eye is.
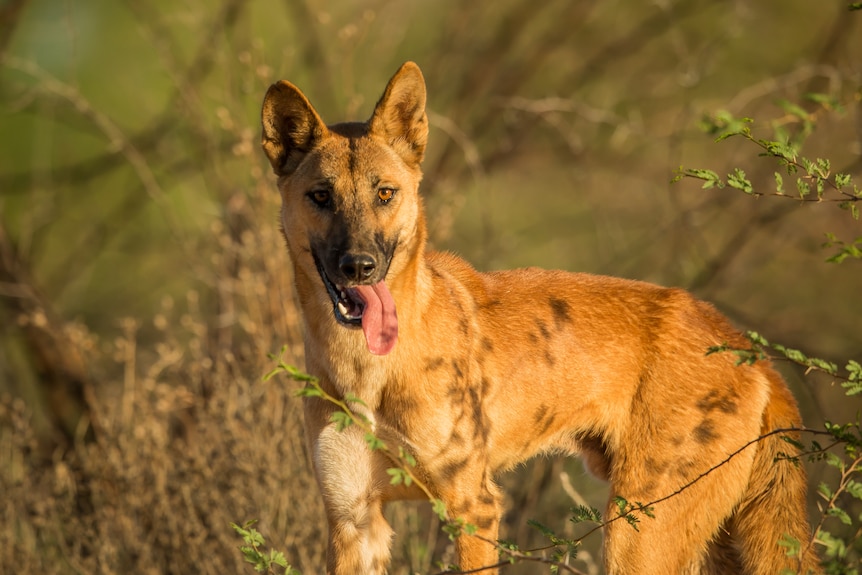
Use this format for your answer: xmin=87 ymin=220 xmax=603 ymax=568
xmin=377 ymin=187 xmax=396 ymax=204
xmin=308 ymin=189 xmax=331 ymax=208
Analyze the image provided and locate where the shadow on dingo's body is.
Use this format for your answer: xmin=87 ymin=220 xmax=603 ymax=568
xmin=260 ymin=62 xmax=820 ymax=574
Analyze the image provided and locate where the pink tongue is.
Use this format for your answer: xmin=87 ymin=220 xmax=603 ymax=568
xmin=353 ymin=282 xmax=398 ymax=355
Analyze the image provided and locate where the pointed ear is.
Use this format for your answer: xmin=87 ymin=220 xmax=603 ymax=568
xmin=261 ymin=80 xmax=328 ymax=176
xmin=369 ymin=62 xmax=428 ymax=168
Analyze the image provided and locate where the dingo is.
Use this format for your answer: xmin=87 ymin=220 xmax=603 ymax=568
xmin=261 ymin=62 xmax=819 ymax=574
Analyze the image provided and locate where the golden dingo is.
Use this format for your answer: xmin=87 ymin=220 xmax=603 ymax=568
xmin=261 ymin=62 xmax=819 ymax=574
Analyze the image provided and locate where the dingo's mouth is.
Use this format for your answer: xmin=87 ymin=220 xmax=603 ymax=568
xmin=313 ymin=254 xmax=398 ymax=355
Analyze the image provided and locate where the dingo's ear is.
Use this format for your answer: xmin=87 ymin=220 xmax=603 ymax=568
xmin=261 ymin=81 xmax=328 ymax=176
xmin=369 ymin=62 xmax=428 ymax=168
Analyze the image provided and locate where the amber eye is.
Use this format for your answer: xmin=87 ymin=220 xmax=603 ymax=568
xmin=377 ymin=187 xmax=396 ymax=204
xmin=308 ymin=189 xmax=331 ymax=208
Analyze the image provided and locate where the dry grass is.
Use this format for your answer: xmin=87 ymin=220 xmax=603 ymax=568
xmin=0 ymin=176 xmax=333 ymax=573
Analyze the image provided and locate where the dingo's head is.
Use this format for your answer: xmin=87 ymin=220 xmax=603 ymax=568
xmin=261 ymin=62 xmax=428 ymax=355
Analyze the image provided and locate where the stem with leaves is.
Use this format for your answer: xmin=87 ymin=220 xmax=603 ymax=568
xmin=264 ymin=348 xmax=602 ymax=574
xmin=265 ymin=348 xmax=472 ymax=537
xmin=672 ymin=107 xmax=862 ymax=221
xmin=231 ymin=520 xmax=298 ymax=575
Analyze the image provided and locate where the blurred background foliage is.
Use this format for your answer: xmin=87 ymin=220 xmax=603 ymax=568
xmin=0 ymin=0 xmax=859 ymax=573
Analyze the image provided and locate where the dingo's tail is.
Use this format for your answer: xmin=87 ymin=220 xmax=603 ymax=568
xmin=733 ymin=368 xmax=821 ymax=575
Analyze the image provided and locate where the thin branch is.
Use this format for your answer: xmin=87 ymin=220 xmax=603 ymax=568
xmin=805 ymin=452 xmax=862 ymax=565
xmin=3 ymin=55 xmax=166 ymax=204
xmin=0 ymin=0 xmax=246 ymax=191
xmin=436 ymin=551 xmax=587 ymax=575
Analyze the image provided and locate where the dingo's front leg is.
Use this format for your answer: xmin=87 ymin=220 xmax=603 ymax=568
xmin=306 ymin=399 xmax=395 ymax=575
xmin=435 ymin=466 xmax=504 ymax=574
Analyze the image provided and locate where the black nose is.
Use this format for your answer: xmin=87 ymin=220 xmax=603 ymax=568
xmin=339 ymin=253 xmax=377 ymax=282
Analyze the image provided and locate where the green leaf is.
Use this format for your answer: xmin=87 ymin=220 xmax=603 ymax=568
xmin=780 ymin=435 xmax=805 ymax=451
xmin=294 ymin=385 xmax=323 ymax=398
xmin=364 ymin=432 xmax=387 ymax=451
xmin=761 ymin=139 xmax=798 ymax=162
xmin=613 ymin=496 xmax=630 ymax=514
xmin=269 ymin=550 xmax=289 ymax=569
xmin=262 ymin=367 xmax=281 ymax=381
xmin=809 ymin=358 xmax=838 ymax=375
xmin=387 ymin=468 xmax=411 ymax=486
xmin=835 ymin=173 xmax=851 ymax=188
xmin=778 ymin=534 xmax=801 ymax=558
xmin=343 ymin=393 xmax=368 ymax=407
xmin=840 ymin=380 xmax=862 ymax=397
xmin=398 ymin=447 xmax=417 ymax=467
xmin=528 ymin=519 xmax=578 ymax=558
xmin=528 ymin=519 xmax=557 ymax=539
xmin=827 ymin=507 xmax=853 ymax=525
xmin=699 ymin=110 xmax=752 ymax=140
xmin=845 ymin=480 xmax=862 ymax=500
xmin=442 ymin=518 xmax=466 ymax=540
xmin=638 ymin=503 xmax=655 ymax=519
xmin=497 ymin=540 xmax=520 ymax=564
xmin=275 ymin=364 xmax=318 ymax=383
xmin=706 ymin=342 xmax=729 ymax=356
xmin=727 ymin=168 xmax=754 ymax=194
xmin=783 ymin=347 xmax=807 ymax=364
xmin=330 ymin=411 xmax=354 ymax=431
xmin=774 ymin=172 xmax=784 ymax=194
xmin=816 ymin=530 xmax=848 ymax=559
xmin=714 ymin=126 xmax=750 ymax=142
xmin=826 ymin=237 xmax=862 ymax=264
xmin=746 ymin=331 xmax=770 ymax=346
xmin=825 ymin=452 xmax=844 ymax=470
xmin=570 ymin=504 xmax=603 ymax=524
xmin=685 ymin=168 xmax=723 ymax=189
xmin=231 ymin=521 xmax=266 ymax=547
